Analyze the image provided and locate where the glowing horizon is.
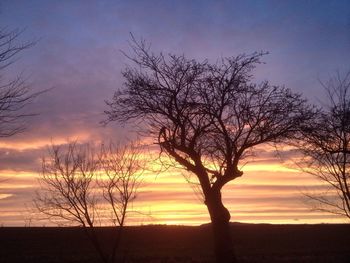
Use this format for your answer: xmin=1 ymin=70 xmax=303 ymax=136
xmin=0 ymin=138 xmax=347 ymax=227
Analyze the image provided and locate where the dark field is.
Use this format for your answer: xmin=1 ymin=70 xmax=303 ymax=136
xmin=1 ymin=223 xmax=350 ymax=263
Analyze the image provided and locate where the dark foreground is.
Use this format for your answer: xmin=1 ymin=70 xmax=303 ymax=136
xmin=1 ymin=223 xmax=350 ymax=263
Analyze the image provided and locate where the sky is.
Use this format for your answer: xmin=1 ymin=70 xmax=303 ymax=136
xmin=0 ymin=0 xmax=350 ymax=226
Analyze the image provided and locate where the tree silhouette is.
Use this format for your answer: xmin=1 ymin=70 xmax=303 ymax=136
xmin=35 ymin=142 xmax=107 ymax=262
xmin=0 ymin=28 xmax=40 ymax=137
xmin=35 ymin=141 xmax=144 ymax=263
xmin=105 ymin=38 xmax=315 ymax=263
xmin=296 ymin=71 xmax=350 ymax=220
xmin=99 ymin=141 xmax=144 ymax=262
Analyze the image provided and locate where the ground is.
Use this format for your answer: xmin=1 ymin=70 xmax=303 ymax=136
xmin=0 ymin=223 xmax=350 ymax=262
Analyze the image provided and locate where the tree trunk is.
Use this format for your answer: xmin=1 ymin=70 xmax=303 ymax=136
xmin=205 ymin=190 xmax=238 ymax=263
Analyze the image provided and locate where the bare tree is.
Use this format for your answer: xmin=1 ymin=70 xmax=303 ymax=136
xmin=35 ymin=142 xmax=108 ymax=262
xmin=296 ymin=71 xmax=350 ymax=220
xmin=0 ymin=28 xmax=40 ymax=137
xmin=35 ymin=141 xmax=144 ymax=263
xmin=105 ymin=38 xmax=315 ymax=263
xmin=99 ymin=141 xmax=144 ymax=263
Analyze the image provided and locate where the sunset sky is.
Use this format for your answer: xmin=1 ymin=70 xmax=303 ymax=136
xmin=0 ymin=0 xmax=350 ymax=226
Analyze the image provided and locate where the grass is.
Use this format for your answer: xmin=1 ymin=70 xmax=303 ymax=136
xmin=0 ymin=223 xmax=350 ymax=262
